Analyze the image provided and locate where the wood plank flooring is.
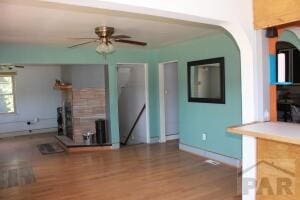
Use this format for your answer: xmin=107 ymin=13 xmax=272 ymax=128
xmin=0 ymin=133 xmax=241 ymax=200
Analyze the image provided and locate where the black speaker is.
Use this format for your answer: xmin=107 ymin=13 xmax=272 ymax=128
xmin=265 ymin=27 xmax=278 ymax=38
xmin=95 ymin=119 xmax=108 ymax=144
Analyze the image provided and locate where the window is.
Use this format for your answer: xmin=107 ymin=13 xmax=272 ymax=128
xmin=0 ymin=75 xmax=15 ymax=113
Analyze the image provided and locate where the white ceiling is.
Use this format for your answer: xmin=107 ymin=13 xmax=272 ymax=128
xmin=0 ymin=1 xmax=224 ymax=48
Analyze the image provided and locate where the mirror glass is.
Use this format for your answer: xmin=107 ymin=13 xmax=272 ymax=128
xmin=187 ymin=57 xmax=225 ymax=103
xmin=190 ymin=63 xmax=221 ymax=99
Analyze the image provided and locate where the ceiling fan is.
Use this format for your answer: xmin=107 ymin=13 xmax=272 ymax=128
xmin=0 ymin=64 xmax=24 ymax=71
xmin=68 ymin=26 xmax=147 ymax=55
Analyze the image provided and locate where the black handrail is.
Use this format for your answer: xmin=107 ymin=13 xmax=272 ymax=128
xmin=121 ymin=104 xmax=146 ymax=145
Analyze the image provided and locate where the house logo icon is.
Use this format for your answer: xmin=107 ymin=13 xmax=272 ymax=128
xmin=237 ymin=159 xmax=296 ymax=197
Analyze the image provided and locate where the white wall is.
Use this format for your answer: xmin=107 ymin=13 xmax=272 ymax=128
xmin=61 ymin=65 xmax=106 ymax=89
xmin=0 ymin=65 xmax=61 ymax=134
xmin=118 ymin=64 xmax=146 ymax=144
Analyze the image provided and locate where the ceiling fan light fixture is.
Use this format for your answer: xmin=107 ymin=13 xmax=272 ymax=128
xmin=69 ymin=26 xmax=147 ymax=52
xmin=96 ymin=42 xmax=115 ymax=55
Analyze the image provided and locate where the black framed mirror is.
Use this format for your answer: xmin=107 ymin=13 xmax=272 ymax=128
xmin=187 ymin=57 xmax=225 ymax=104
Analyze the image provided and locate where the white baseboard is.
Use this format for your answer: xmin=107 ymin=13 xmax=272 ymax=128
xmin=166 ymin=134 xmax=179 ymax=141
xmin=179 ymin=143 xmax=241 ymax=168
xmin=150 ymin=137 xmax=160 ymax=144
xmin=127 ymin=135 xmax=147 ymax=145
xmin=0 ymin=127 xmax=57 ymax=138
xmin=112 ymin=143 xmax=120 ymax=149
xmin=0 ymin=118 xmax=57 ymax=133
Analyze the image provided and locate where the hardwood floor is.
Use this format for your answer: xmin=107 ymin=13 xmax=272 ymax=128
xmin=0 ymin=133 xmax=241 ymax=200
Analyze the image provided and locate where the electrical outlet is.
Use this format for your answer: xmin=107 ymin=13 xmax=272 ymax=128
xmin=202 ymin=133 xmax=207 ymax=141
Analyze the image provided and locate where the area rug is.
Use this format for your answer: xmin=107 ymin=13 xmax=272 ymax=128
xmin=37 ymin=143 xmax=65 ymax=155
xmin=0 ymin=166 xmax=36 ymax=189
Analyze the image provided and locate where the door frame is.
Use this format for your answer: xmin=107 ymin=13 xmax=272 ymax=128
xmin=116 ymin=63 xmax=150 ymax=144
xmin=158 ymin=60 xmax=179 ymax=143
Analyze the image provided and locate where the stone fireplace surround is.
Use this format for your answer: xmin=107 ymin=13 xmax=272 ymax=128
xmin=63 ymin=88 xmax=106 ymax=144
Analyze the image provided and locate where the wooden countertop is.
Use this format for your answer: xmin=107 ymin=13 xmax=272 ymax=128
xmin=227 ymin=122 xmax=300 ymax=145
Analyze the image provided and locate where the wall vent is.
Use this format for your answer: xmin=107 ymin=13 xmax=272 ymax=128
xmin=204 ymin=159 xmax=220 ymax=166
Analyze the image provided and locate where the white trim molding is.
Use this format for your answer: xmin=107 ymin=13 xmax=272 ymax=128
xmin=179 ymin=143 xmax=242 ymax=168
xmin=144 ymin=63 xmax=151 ymax=144
xmin=150 ymin=136 xmax=160 ymax=144
xmin=242 ymin=135 xmax=257 ymax=200
xmin=112 ymin=143 xmax=120 ymax=149
xmin=166 ymin=134 xmax=179 ymax=141
xmin=158 ymin=62 xmax=166 ymax=143
xmin=0 ymin=127 xmax=57 ymax=138
xmin=286 ymin=27 xmax=300 ymax=39
xmin=158 ymin=60 xmax=178 ymax=143
xmin=116 ymin=63 xmax=150 ymax=144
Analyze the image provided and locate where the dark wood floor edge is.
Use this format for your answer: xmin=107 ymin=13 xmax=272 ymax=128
xmin=55 ymin=135 xmax=112 ymax=148
xmin=55 ymin=136 xmax=113 ymax=153
xmin=55 ymin=138 xmax=69 ymax=152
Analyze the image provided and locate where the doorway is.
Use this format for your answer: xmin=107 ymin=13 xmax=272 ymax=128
xmin=159 ymin=61 xmax=179 ymax=143
xmin=117 ymin=63 xmax=150 ymax=145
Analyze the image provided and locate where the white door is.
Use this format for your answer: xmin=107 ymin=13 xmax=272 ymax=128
xmin=164 ymin=62 xmax=179 ymax=137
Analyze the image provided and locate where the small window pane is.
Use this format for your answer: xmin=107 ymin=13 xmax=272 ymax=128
xmin=0 ymin=76 xmax=13 ymax=94
xmin=0 ymin=94 xmax=14 ymax=113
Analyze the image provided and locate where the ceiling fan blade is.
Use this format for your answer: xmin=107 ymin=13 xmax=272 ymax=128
xmin=111 ymin=35 xmax=131 ymax=39
xmin=14 ymin=65 xmax=24 ymax=68
xmin=69 ymin=37 xmax=99 ymax=40
xmin=114 ymin=39 xmax=147 ymax=46
xmin=68 ymin=40 xmax=98 ymax=48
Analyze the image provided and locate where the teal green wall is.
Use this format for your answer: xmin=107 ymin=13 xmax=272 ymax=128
xmin=279 ymin=31 xmax=300 ymax=49
xmin=152 ymin=33 xmax=242 ymax=159
xmin=0 ymin=32 xmax=242 ymax=159
xmin=0 ymin=43 xmax=154 ymax=145
xmin=105 ymin=50 xmax=159 ymax=144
